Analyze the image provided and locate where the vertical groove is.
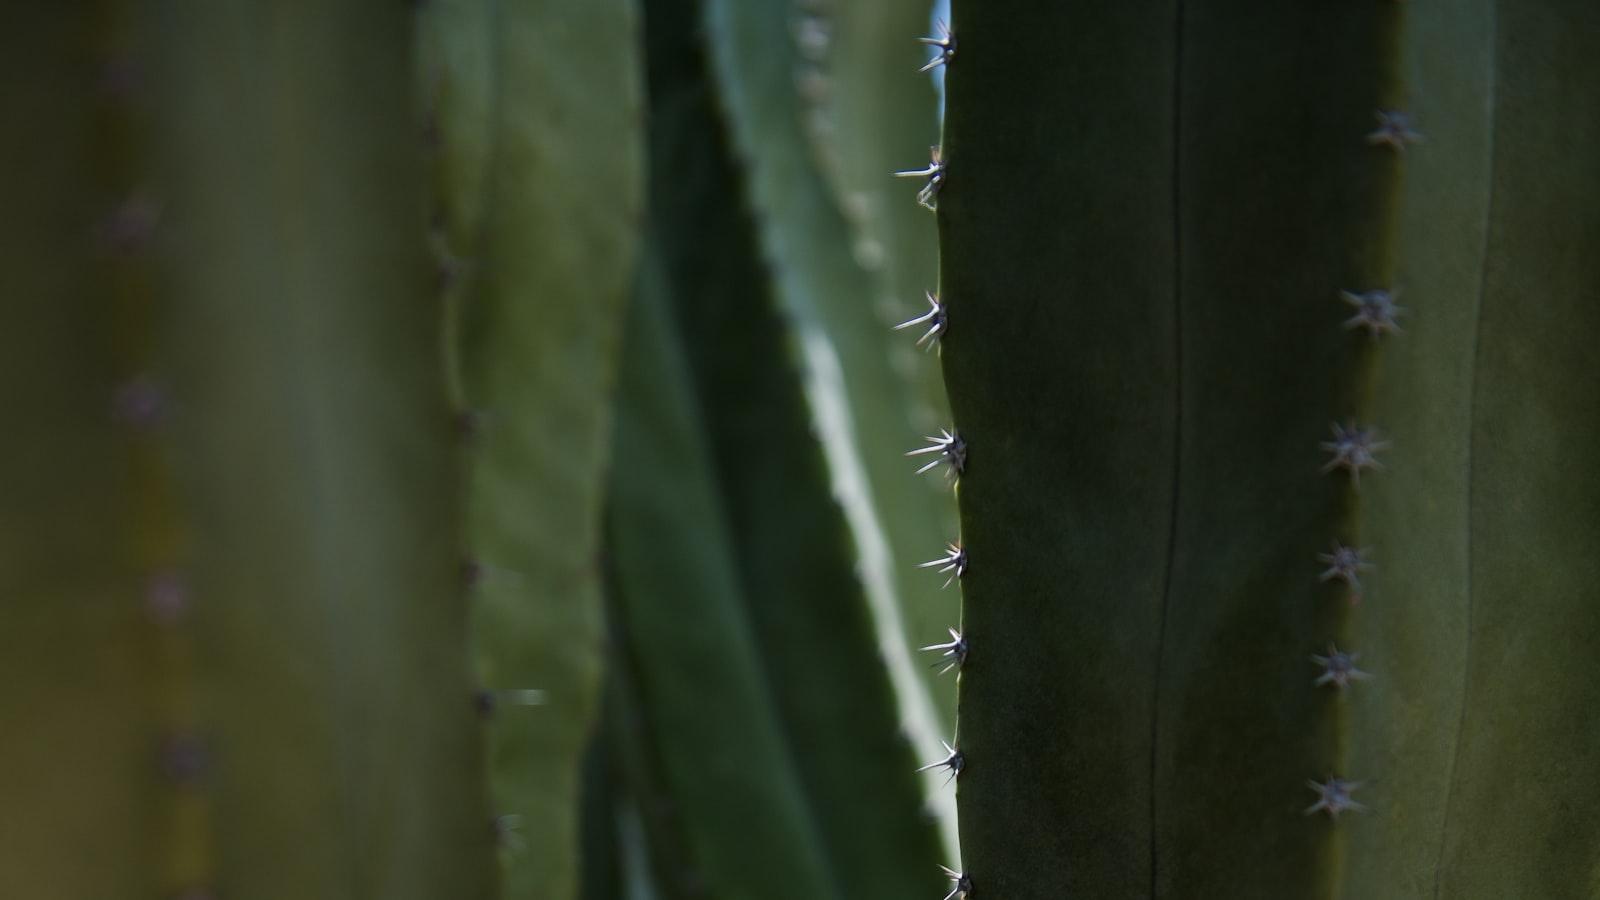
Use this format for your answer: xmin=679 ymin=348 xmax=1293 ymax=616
xmin=1430 ymin=7 xmax=1497 ymax=892
xmin=1149 ymin=2 xmax=1185 ymax=894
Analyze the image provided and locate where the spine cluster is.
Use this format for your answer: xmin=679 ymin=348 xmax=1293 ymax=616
xmin=100 ymin=27 xmax=215 ymax=896
xmin=1304 ymin=90 xmax=1421 ymax=825
xmin=894 ymin=18 xmax=971 ymax=899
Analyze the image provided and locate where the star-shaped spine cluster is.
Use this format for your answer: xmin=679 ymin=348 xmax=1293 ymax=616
xmin=1366 ymin=109 xmax=1423 ymax=151
xmin=1311 ymin=643 xmax=1372 ymax=689
xmin=939 ymin=865 xmax=973 ymax=900
xmin=918 ymin=541 xmax=967 ymax=587
xmin=895 ymin=291 xmax=948 ymax=349
xmin=1317 ymin=542 xmax=1373 ymax=594
xmin=1304 ymin=777 xmax=1366 ymax=819
xmin=907 ymin=428 xmax=966 ymax=477
xmin=1321 ymin=421 xmax=1389 ymax=486
xmin=916 ymin=740 xmax=964 ymax=785
xmin=1341 ymin=288 xmax=1405 ymax=338
xmin=920 ymin=628 xmax=968 ymax=676
xmin=918 ymin=20 xmax=956 ymax=73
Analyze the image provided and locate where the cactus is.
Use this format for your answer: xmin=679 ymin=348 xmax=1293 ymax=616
xmin=421 ymin=0 xmax=645 ymax=895
xmin=599 ymin=2 xmax=943 ymax=896
xmin=1 ymin=5 xmax=496 ymax=898
xmin=934 ymin=1 xmax=1600 ymax=897
xmin=0 ymin=11 xmax=171 ymax=896
xmin=2 ymin=3 xmax=644 ymax=897
xmin=13 ymin=3 xmax=1600 ymax=899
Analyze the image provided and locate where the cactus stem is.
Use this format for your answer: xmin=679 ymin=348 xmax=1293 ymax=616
xmin=917 ymin=740 xmax=964 ymax=785
xmin=893 ymin=291 xmax=948 ymax=349
xmin=1303 ymin=777 xmax=1366 ymax=819
xmin=1340 ymin=288 xmax=1405 ymax=339
xmin=1311 ymin=644 xmax=1372 ymax=690
xmin=938 ymin=864 xmax=972 ymax=900
xmin=892 ymin=146 xmax=944 ymax=211
xmin=916 ymin=542 xmax=967 ymax=588
xmin=917 ymin=20 xmax=955 ymax=73
xmin=1316 ymin=542 xmax=1373 ymax=593
xmin=919 ymin=628 xmax=968 ymax=676
xmin=1320 ymin=421 xmax=1389 ymax=486
xmin=1365 ymin=109 xmax=1423 ymax=151
xmin=906 ymin=428 xmax=965 ymax=478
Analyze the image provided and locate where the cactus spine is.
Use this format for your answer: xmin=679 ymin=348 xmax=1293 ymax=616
xmin=933 ymin=1 xmax=1600 ymax=896
xmin=4 ymin=3 xmax=647 ymax=896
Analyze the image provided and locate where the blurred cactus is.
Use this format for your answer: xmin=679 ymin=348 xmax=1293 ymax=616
xmin=420 ymin=0 xmax=644 ymax=896
xmin=2 ymin=5 xmax=495 ymax=898
xmin=3 ymin=1 xmax=645 ymax=897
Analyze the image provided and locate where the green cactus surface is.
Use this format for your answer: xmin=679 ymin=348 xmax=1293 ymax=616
xmin=149 ymin=5 xmax=495 ymax=898
xmin=421 ymin=0 xmax=646 ymax=895
xmin=0 ymin=7 xmax=171 ymax=896
xmin=937 ymin=2 xmax=1600 ymax=897
xmin=0 ymin=4 xmax=502 ymax=898
xmin=1367 ymin=3 xmax=1600 ymax=896
xmin=13 ymin=3 xmax=1600 ymax=899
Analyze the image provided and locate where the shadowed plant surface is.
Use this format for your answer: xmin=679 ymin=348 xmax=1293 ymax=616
xmin=936 ymin=1 xmax=1600 ymax=897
